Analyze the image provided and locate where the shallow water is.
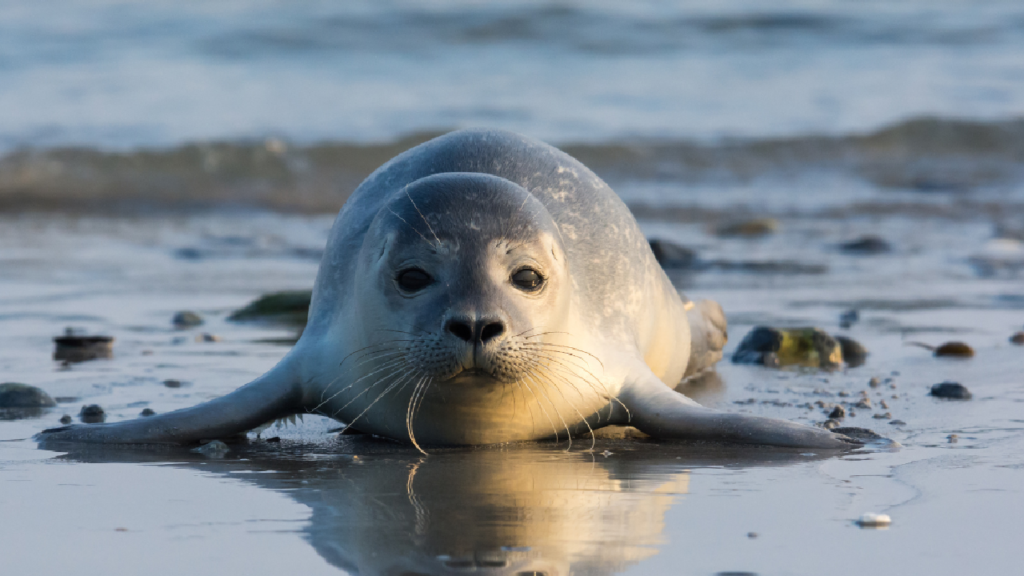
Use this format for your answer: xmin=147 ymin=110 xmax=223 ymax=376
xmin=4 ymin=0 xmax=1024 ymax=148
xmin=3 ymin=1 xmax=1024 ymax=574
xmin=1 ymin=205 xmax=1023 ymax=575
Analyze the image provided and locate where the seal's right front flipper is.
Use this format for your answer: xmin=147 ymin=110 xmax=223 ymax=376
xmin=36 ymin=360 xmax=302 ymax=445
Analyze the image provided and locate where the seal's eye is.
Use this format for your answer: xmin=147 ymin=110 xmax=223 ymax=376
xmin=397 ymin=268 xmax=432 ymax=292
xmin=511 ymin=268 xmax=544 ymax=292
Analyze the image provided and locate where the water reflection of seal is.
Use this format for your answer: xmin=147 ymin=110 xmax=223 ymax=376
xmin=52 ymin=439 xmax=836 ymax=576
xmin=38 ymin=129 xmax=857 ymax=449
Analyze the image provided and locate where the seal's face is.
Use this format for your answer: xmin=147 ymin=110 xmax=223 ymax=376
xmin=365 ymin=174 xmax=570 ymax=385
xmin=322 ymin=174 xmax=610 ymax=446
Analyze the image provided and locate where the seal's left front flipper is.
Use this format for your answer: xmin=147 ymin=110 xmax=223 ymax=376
xmin=621 ymin=371 xmax=861 ymax=450
xmin=36 ymin=360 xmax=302 ymax=445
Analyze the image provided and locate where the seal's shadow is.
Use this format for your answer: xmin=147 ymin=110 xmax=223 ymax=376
xmin=46 ymin=437 xmax=834 ymax=576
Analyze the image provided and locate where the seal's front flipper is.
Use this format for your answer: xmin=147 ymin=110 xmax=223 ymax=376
xmin=621 ymin=372 xmax=861 ymax=449
xmin=36 ymin=360 xmax=302 ymax=445
xmin=683 ymin=299 xmax=728 ymax=378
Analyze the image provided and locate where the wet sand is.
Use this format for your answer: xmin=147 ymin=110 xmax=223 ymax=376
xmin=1 ymin=207 xmax=1022 ymax=575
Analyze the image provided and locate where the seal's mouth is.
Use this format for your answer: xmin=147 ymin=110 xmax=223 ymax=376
xmin=450 ymin=367 xmax=496 ymax=382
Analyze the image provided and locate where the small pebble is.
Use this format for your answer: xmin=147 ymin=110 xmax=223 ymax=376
xmin=839 ymin=235 xmax=891 ymax=255
xmin=890 ymin=420 xmax=907 ymax=426
xmin=140 ymin=408 xmax=156 ymax=417
xmin=196 ymin=333 xmax=222 ymax=343
xmin=828 ymin=405 xmax=846 ymax=419
xmin=835 ymin=335 xmax=868 ymax=366
xmin=930 ymin=382 xmax=972 ymax=400
xmin=948 ymin=434 xmax=959 ymax=443
xmin=934 ymin=342 xmax=974 ymax=358
xmin=855 ymin=398 xmax=872 ymax=409
xmin=648 ymin=239 xmax=698 ymax=269
xmin=868 ymin=377 xmax=881 ymax=388
xmin=715 ymin=217 xmax=779 ymax=237
xmin=833 ymin=427 xmax=885 ymax=440
xmin=747 ymin=532 xmax=758 ymax=539
xmin=265 ymin=436 xmax=281 ymax=443
xmin=172 ymin=311 xmax=204 ymax=328
xmin=856 ymin=513 xmax=892 ymax=528
xmin=191 ymin=440 xmax=230 ymax=455
xmin=59 ymin=415 xmax=72 ymax=425
xmin=53 ymin=331 xmax=114 ymax=363
xmin=838 ymin=391 xmax=850 ymax=397
xmin=822 ymin=419 xmax=840 ymax=430
xmin=873 ymin=412 xmax=892 ymax=419
xmin=839 ymin=309 xmax=859 ymax=329
xmin=78 ymin=404 xmax=106 ymax=424
xmin=1011 ymin=332 xmax=1024 ymax=345
xmin=880 ymin=400 xmax=889 ymax=409
xmin=163 ymin=379 xmax=183 ymax=388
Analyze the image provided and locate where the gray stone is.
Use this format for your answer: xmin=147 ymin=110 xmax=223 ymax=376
xmin=78 ymin=404 xmax=106 ymax=424
xmin=930 ymin=382 xmax=972 ymax=400
xmin=191 ymin=440 xmax=230 ymax=456
xmin=0 ymin=383 xmax=57 ymax=408
xmin=172 ymin=311 xmax=204 ymax=328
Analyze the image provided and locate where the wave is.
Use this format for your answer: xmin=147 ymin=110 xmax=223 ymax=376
xmin=2 ymin=117 xmax=1023 ymax=213
xmin=199 ymin=4 xmax=1019 ymax=58
xmin=565 ymin=116 xmax=1024 ymax=192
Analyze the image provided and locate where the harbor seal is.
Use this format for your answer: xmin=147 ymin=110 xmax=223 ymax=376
xmin=38 ymin=129 xmax=858 ymax=450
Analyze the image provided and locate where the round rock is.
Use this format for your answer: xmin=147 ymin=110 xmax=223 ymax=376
xmin=930 ymin=382 xmax=972 ymax=400
xmin=78 ymin=404 xmax=106 ymax=423
xmin=172 ymin=311 xmax=204 ymax=328
xmin=0 ymin=383 xmax=57 ymax=408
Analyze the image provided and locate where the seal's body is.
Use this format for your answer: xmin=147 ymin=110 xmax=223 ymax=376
xmin=39 ymin=130 xmax=857 ymax=450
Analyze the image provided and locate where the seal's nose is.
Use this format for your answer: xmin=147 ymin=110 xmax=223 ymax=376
xmin=445 ymin=316 xmax=506 ymax=344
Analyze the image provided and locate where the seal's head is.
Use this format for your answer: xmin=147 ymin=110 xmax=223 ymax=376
xmin=357 ymin=173 xmax=570 ymax=383
xmin=314 ymin=173 xmax=606 ymax=446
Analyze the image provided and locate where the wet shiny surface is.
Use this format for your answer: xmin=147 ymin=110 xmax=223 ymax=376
xmin=2 ymin=209 xmax=1023 ymax=575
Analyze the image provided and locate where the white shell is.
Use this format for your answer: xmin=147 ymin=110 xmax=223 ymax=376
xmin=856 ymin=513 xmax=892 ymax=527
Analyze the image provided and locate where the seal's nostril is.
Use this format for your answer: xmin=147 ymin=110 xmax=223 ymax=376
xmin=480 ymin=321 xmax=505 ymax=343
xmin=446 ymin=319 xmax=473 ymax=342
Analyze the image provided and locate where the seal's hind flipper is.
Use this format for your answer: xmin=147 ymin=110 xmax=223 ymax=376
xmin=36 ymin=360 xmax=302 ymax=445
xmin=683 ymin=299 xmax=728 ymax=378
xmin=621 ymin=371 xmax=862 ymax=449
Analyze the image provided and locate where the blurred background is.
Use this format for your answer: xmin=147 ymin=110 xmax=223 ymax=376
xmin=3 ymin=4 xmax=1024 ymax=575
xmin=2 ymin=0 xmax=1023 ymax=215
